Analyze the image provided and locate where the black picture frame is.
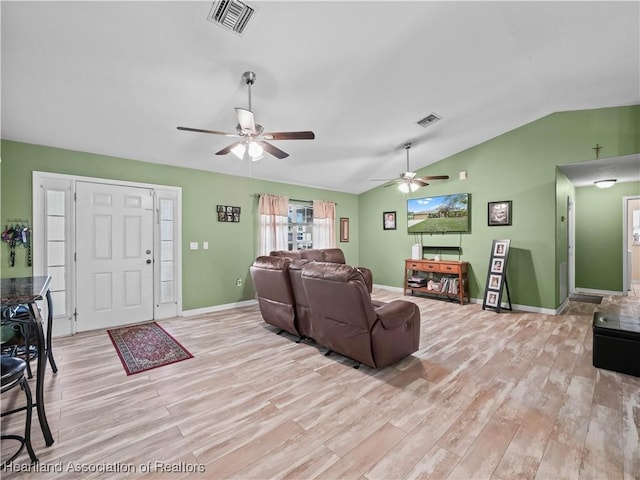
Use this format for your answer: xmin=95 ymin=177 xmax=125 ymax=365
xmin=383 ymin=211 xmax=396 ymax=230
xmin=217 ymin=205 xmax=241 ymax=223
xmin=488 ymin=201 xmax=512 ymax=226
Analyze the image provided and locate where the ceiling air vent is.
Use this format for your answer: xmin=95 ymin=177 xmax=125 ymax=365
xmin=417 ymin=112 xmax=441 ymax=128
xmin=207 ymin=0 xmax=256 ymax=36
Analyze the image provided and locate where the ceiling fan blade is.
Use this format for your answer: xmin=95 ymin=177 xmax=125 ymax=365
xmin=236 ymin=108 xmax=256 ymax=134
xmin=412 ymin=180 xmax=429 ymax=187
xmin=177 ymin=126 xmax=239 ymax=137
xmin=383 ymin=179 xmax=401 ymax=187
xmin=416 ymin=175 xmax=450 ymax=181
xmin=258 ymin=141 xmax=289 ymax=159
xmin=263 ymin=131 xmax=315 ymax=140
xmin=215 ymin=142 xmax=242 ymax=155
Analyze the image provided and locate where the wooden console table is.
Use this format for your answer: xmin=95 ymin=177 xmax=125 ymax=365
xmin=404 ymin=259 xmax=469 ymax=305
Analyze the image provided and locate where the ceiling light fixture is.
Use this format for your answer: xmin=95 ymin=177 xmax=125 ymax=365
xmin=594 ymin=179 xmax=617 ymax=188
xmin=231 ymin=140 xmax=264 ymax=161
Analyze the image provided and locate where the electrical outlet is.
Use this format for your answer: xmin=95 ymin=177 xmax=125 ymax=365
xmin=236 ymin=278 xmax=242 ymax=287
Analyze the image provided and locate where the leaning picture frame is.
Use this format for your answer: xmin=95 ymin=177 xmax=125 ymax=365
xmin=488 ymin=201 xmax=512 ymax=226
xmin=383 ymin=211 xmax=396 ymax=230
xmin=491 ymin=258 xmax=504 ymax=273
xmin=485 ymin=290 xmax=499 ymax=307
xmin=493 ymin=240 xmax=508 ymax=257
xmin=488 ymin=274 xmax=502 ymax=290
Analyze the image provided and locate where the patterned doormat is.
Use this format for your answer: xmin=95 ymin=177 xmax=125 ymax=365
xmin=107 ymin=322 xmax=193 ymax=375
xmin=569 ymin=294 xmax=603 ymax=304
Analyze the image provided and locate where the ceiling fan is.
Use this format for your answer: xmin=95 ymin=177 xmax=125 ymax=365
xmin=375 ymin=143 xmax=449 ymax=192
xmin=177 ymin=71 xmax=315 ymax=161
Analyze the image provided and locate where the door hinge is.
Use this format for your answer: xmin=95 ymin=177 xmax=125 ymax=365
xmin=74 ymin=252 xmax=77 ymax=262
xmin=74 ymin=192 xmax=77 ymax=201
xmin=73 ymin=308 xmax=78 ymax=323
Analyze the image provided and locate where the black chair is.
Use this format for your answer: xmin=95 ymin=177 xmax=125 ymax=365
xmin=1 ymin=355 xmax=38 ymax=467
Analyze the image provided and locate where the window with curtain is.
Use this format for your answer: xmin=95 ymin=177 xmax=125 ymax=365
xmin=313 ymin=200 xmax=336 ymax=249
xmin=258 ymin=194 xmax=289 ymax=255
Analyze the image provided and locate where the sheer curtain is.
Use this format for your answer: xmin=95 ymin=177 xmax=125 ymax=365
xmin=313 ymin=200 xmax=336 ymax=249
xmin=258 ymin=194 xmax=289 ymax=255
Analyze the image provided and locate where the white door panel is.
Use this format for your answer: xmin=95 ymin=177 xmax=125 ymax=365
xmin=76 ymin=182 xmax=154 ymax=331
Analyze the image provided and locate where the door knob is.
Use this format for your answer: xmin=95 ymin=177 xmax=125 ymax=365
xmin=146 ymin=249 xmax=151 ymax=254
xmin=146 ymin=259 xmax=152 ymax=264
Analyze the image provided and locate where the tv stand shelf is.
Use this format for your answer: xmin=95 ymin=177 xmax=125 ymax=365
xmin=404 ymin=258 xmax=469 ymax=305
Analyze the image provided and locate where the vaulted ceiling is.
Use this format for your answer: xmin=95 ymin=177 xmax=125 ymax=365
xmin=2 ymin=1 xmax=638 ymax=194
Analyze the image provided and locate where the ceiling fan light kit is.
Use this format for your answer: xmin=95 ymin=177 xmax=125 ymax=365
xmin=177 ymin=71 xmax=315 ymax=161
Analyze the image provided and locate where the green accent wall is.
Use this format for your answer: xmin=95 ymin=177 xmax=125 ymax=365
xmin=0 ymin=140 xmax=359 ymax=310
xmin=359 ymin=105 xmax=639 ymax=310
xmin=1 ymin=104 xmax=638 ymax=312
xmin=575 ymin=181 xmax=640 ymax=292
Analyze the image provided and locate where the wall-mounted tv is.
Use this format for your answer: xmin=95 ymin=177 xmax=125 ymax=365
xmin=407 ymin=193 xmax=470 ymax=234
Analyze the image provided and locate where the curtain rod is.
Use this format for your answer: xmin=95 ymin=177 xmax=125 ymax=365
xmin=253 ymin=194 xmax=337 ymax=205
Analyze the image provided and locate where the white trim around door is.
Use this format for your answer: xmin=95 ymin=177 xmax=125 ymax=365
xmin=33 ymin=172 xmax=182 ymax=337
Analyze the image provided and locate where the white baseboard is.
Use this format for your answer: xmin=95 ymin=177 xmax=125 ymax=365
xmin=181 ymin=299 xmax=258 ymax=317
xmin=574 ymin=288 xmax=623 ymax=296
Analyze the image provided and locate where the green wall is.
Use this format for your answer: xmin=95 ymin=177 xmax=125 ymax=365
xmin=359 ymin=105 xmax=639 ymax=310
xmin=575 ymin=181 xmax=640 ymax=292
xmin=2 ymin=104 xmax=638 ymax=312
xmin=0 ymin=140 xmax=359 ymax=310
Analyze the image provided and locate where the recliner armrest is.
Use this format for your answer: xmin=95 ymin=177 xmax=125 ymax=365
xmin=375 ymin=300 xmax=419 ymax=329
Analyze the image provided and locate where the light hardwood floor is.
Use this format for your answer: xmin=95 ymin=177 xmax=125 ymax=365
xmin=1 ymin=289 xmax=639 ymax=479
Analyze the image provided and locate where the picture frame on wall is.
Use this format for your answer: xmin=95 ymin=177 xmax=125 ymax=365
xmin=217 ymin=205 xmax=241 ymax=223
xmin=340 ymin=217 xmax=349 ymax=242
xmin=488 ymin=201 xmax=512 ymax=226
xmin=383 ymin=211 xmax=396 ymax=230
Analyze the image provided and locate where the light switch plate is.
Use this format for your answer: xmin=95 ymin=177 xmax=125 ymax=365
xmin=203 ymin=242 xmax=209 ymax=250
xmin=190 ymin=242 xmax=198 ymax=250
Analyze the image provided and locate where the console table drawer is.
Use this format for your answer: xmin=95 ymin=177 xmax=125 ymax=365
xmin=407 ymin=261 xmax=439 ymax=272
xmin=439 ymin=263 xmax=461 ymax=274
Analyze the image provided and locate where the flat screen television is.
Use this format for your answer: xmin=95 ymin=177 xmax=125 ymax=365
xmin=407 ymin=193 xmax=470 ymax=234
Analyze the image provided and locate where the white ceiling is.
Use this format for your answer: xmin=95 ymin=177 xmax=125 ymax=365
xmin=2 ymin=1 xmax=639 ymax=194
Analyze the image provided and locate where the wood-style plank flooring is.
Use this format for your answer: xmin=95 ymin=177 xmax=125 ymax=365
xmin=1 ymin=289 xmax=639 ymax=479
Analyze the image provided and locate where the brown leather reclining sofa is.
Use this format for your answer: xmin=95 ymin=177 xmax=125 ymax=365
xmin=249 ymin=251 xmax=421 ymax=368
xmin=270 ymin=248 xmax=373 ymax=293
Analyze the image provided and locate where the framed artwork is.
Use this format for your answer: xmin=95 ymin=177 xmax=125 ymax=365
xmin=488 ymin=201 xmax=512 ymax=226
xmin=488 ymin=274 xmax=502 ymax=290
xmin=485 ymin=290 xmax=499 ymax=307
xmin=493 ymin=240 xmax=508 ymax=257
xmin=491 ymin=258 xmax=504 ymax=273
xmin=217 ymin=205 xmax=241 ymax=223
xmin=340 ymin=217 xmax=349 ymax=242
xmin=383 ymin=211 xmax=396 ymax=230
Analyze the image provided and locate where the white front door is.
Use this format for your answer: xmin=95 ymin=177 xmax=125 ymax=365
xmin=76 ymin=182 xmax=154 ymax=331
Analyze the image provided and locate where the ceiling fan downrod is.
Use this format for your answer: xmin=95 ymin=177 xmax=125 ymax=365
xmin=242 ymin=71 xmax=256 ymax=111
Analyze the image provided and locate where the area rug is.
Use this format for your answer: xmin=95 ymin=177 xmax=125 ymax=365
xmin=569 ymin=294 xmax=603 ymax=304
xmin=107 ymin=322 xmax=193 ymax=375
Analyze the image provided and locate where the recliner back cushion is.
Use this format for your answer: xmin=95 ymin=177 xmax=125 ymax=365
xmin=321 ymin=248 xmax=346 ymax=264
xmin=269 ymin=250 xmax=302 ymax=260
xmin=300 ymin=249 xmax=324 ymax=262
xmin=301 ymin=263 xmax=376 ymax=366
